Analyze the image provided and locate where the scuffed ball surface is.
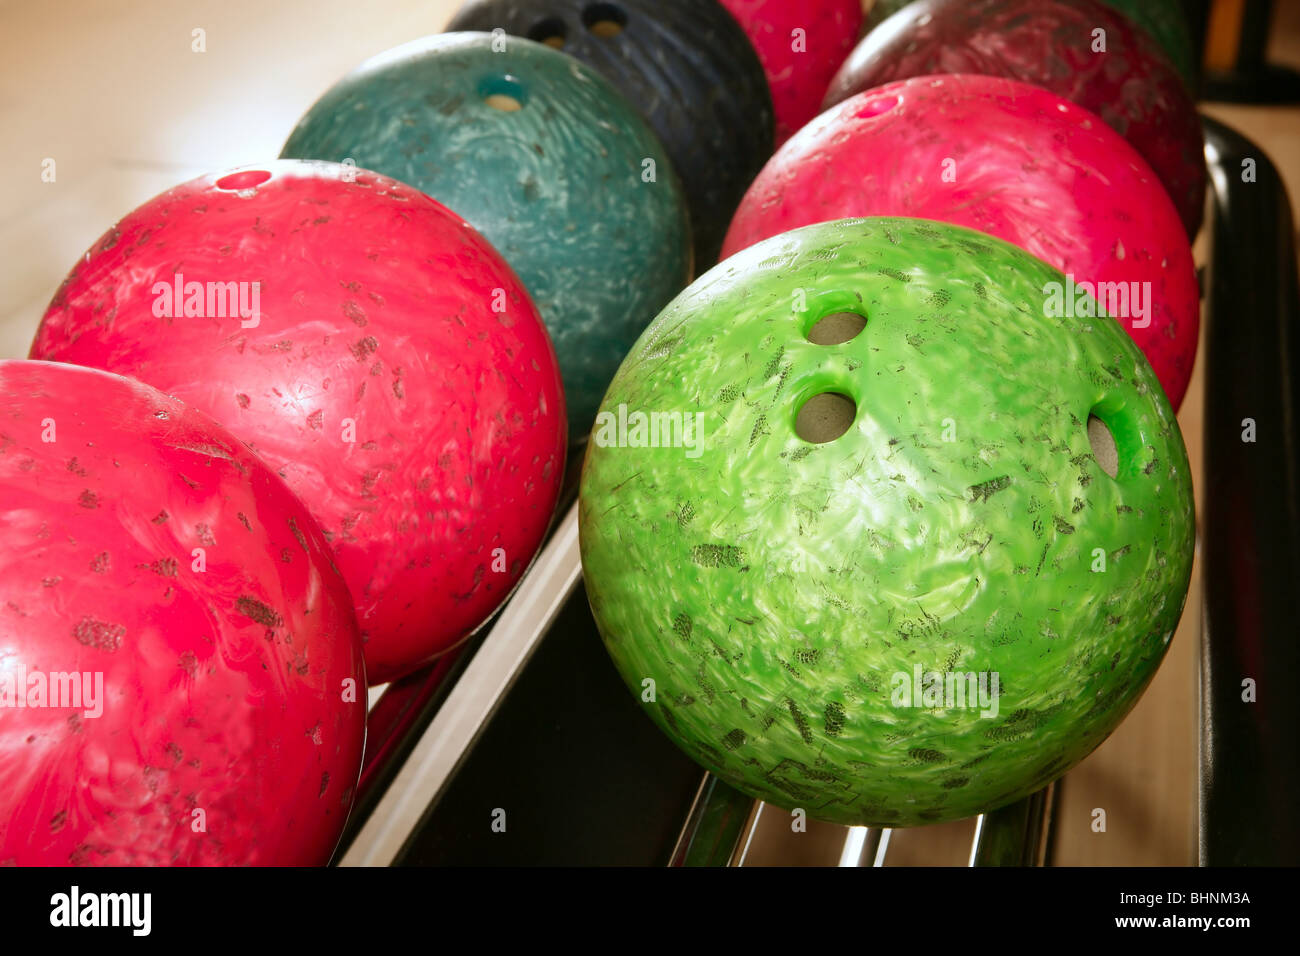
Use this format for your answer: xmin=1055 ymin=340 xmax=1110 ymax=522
xmin=579 ymin=218 xmax=1195 ymax=826
xmin=0 ymin=361 xmax=365 ymax=865
xmin=30 ymin=160 xmax=566 ymax=684
xmin=825 ymin=0 xmax=1207 ymax=238
xmin=281 ymin=32 xmax=691 ymax=437
xmin=724 ymin=74 xmax=1200 ymax=409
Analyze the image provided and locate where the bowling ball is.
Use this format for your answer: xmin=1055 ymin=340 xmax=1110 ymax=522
xmin=825 ymin=0 xmax=1207 ymax=239
xmin=724 ymin=74 xmax=1199 ymax=410
xmin=0 ymin=360 xmax=365 ymax=865
xmin=579 ymin=217 xmax=1196 ymax=828
xmin=1098 ymin=0 xmax=1197 ymax=90
xmin=863 ymin=0 xmax=1197 ymax=90
xmin=446 ymin=2 xmax=772 ymax=267
xmin=281 ymin=32 xmax=691 ymax=437
xmin=29 ymin=160 xmax=566 ymax=685
xmin=715 ymin=0 xmax=862 ymax=146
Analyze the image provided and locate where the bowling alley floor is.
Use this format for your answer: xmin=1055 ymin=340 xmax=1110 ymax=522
xmin=2 ymin=0 xmax=1298 ymax=867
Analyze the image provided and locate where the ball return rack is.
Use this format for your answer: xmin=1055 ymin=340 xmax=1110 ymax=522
xmin=330 ymin=116 xmax=1300 ymax=867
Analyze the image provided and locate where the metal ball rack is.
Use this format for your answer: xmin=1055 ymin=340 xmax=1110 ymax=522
xmin=330 ymin=116 xmax=1300 ymax=868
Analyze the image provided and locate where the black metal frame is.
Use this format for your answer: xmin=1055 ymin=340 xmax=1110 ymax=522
xmin=1199 ymin=116 xmax=1300 ymax=866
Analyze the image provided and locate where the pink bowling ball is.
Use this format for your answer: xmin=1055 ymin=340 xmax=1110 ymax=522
xmin=719 ymin=0 xmax=863 ymax=145
xmin=824 ymin=0 xmax=1206 ymax=239
xmin=722 ymin=74 xmax=1199 ymax=409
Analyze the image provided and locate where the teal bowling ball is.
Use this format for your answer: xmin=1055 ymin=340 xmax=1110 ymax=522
xmin=282 ymin=32 xmax=692 ymax=439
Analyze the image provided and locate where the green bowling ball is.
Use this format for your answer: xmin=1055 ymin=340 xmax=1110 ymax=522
xmin=282 ymin=32 xmax=692 ymax=439
xmin=579 ymin=217 xmax=1195 ymax=826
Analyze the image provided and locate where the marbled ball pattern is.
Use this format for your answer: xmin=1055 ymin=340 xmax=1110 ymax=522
xmin=281 ymin=32 xmax=692 ymax=439
xmin=863 ymin=0 xmax=1198 ymax=90
xmin=1095 ymin=0 xmax=1197 ymax=89
xmin=724 ymin=74 xmax=1200 ymax=410
xmin=579 ymin=217 xmax=1195 ymax=827
xmin=0 ymin=361 xmax=365 ymax=865
xmin=31 ymin=160 xmax=566 ymax=684
xmin=448 ymin=0 xmax=774 ymax=267
xmin=718 ymin=0 xmax=863 ymax=146
xmin=826 ymin=0 xmax=1207 ymax=239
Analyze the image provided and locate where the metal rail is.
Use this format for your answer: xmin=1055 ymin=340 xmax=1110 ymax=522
xmin=340 ymin=503 xmax=583 ymax=866
xmin=336 ymin=117 xmax=1299 ymax=870
xmin=1199 ymin=116 xmax=1300 ymax=865
xmin=969 ymin=785 xmax=1057 ymax=867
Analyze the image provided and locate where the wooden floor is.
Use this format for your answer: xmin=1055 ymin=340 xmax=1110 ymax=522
xmin=1 ymin=0 xmax=1296 ymax=866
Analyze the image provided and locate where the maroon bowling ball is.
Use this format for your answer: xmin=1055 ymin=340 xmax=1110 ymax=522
xmin=825 ymin=0 xmax=1207 ymax=238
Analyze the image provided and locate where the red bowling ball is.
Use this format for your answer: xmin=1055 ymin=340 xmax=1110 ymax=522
xmin=0 ymin=361 xmax=365 ymax=865
xmin=723 ymin=74 xmax=1199 ymax=409
xmin=30 ymin=160 xmax=567 ymax=684
xmin=825 ymin=0 xmax=1207 ymax=238
xmin=719 ymin=0 xmax=863 ymax=145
